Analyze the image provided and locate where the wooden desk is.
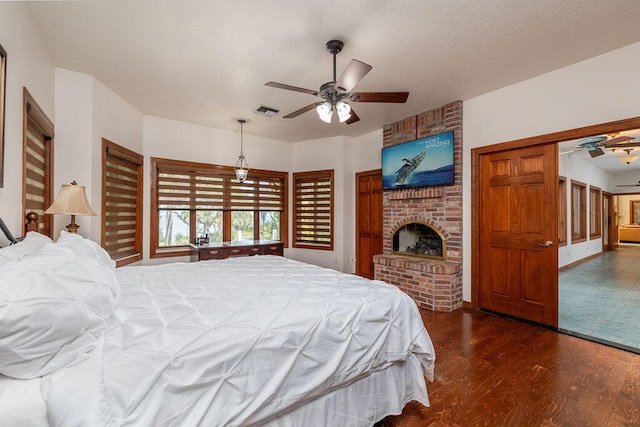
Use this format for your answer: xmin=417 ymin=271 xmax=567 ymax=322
xmin=190 ymin=240 xmax=284 ymax=261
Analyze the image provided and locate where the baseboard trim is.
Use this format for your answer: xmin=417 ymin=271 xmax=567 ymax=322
xmin=558 ymin=251 xmax=602 ymax=272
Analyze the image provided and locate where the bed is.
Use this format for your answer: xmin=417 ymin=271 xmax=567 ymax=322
xmin=0 ymin=229 xmax=435 ymax=426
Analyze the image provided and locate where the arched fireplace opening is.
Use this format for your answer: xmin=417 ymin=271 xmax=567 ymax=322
xmin=392 ymin=222 xmax=445 ymax=259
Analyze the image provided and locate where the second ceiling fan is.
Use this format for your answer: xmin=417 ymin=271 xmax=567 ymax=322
xmin=265 ymin=40 xmax=409 ymax=125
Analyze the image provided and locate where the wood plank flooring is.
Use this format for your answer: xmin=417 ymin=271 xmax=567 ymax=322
xmin=384 ymin=308 xmax=640 ymax=427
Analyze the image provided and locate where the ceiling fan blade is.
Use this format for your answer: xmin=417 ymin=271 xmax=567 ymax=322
xmin=334 ymin=59 xmax=372 ymax=93
xmin=265 ymin=82 xmax=318 ymax=96
xmin=282 ymin=102 xmax=322 ymax=119
xmin=602 ymin=135 xmax=634 ymax=146
xmin=609 ymin=143 xmax=640 ymax=151
xmin=345 ymin=108 xmax=360 ymax=125
xmin=588 ymin=148 xmax=605 ymax=158
xmin=351 ymin=92 xmax=410 ymax=103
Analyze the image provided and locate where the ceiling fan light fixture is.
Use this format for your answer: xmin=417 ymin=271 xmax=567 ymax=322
xmin=618 ymin=155 xmax=639 ymax=165
xmin=316 ymin=101 xmax=333 ymax=123
xmin=336 ymin=101 xmax=351 ymax=123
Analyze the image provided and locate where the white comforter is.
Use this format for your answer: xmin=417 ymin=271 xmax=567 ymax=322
xmin=92 ymin=255 xmax=435 ymax=426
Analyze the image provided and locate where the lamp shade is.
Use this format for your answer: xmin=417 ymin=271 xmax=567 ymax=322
xmin=336 ymin=101 xmax=351 ymax=123
xmin=45 ymin=181 xmax=97 ymax=216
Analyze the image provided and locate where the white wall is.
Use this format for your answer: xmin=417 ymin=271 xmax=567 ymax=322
xmin=53 ymin=68 xmax=93 ymax=239
xmin=463 ymin=41 xmax=640 ymax=300
xmin=0 ymin=3 xmax=54 ymax=245
xmin=53 ymin=68 xmax=144 ymax=241
xmin=342 ymin=129 xmax=383 ymax=273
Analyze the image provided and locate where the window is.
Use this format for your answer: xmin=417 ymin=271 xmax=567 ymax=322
xmin=589 ymin=185 xmax=601 ymax=239
xmin=102 ymin=139 xmax=143 ymax=266
xmin=293 ymin=170 xmax=334 ymax=250
xmin=558 ymin=177 xmax=567 ymax=246
xmin=151 ymin=158 xmax=287 ymax=258
xmin=23 ymin=88 xmax=54 ymax=237
xmin=571 ymin=180 xmax=586 ymax=243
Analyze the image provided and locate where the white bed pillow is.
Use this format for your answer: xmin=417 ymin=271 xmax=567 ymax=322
xmin=56 ymin=231 xmax=115 ymax=269
xmin=0 ymin=236 xmax=119 ymax=379
xmin=0 ymin=232 xmax=54 ymax=266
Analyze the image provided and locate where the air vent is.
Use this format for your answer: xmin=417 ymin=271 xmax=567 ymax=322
xmin=254 ymin=105 xmax=279 ymax=117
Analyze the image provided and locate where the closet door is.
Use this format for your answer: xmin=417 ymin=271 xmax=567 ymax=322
xmin=356 ymin=170 xmax=383 ymax=279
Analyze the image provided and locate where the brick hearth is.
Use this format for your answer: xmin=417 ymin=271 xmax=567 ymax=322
xmin=374 ymin=101 xmax=463 ymax=312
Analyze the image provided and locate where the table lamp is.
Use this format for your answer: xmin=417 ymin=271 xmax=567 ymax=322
xmin=44 ymin=181 xmax=97 ymax=233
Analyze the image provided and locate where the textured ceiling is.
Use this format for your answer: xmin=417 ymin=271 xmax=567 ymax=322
xmin=26 ymin=0 xmax=640 ymax=143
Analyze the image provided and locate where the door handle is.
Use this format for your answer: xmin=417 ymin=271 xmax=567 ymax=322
xmin=537 ymin=240 xmax=554 ymax=247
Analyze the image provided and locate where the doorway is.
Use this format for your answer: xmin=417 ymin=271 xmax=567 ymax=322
xmin=472 ymin=116 xmax=640 ymax=334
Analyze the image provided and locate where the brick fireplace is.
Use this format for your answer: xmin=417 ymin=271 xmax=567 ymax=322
xmin=374 ymin=101 xmax=463 ymax=312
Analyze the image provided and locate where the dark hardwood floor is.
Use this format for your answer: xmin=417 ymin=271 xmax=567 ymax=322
xmin=385 ymin=308 xmax=640 ymax=427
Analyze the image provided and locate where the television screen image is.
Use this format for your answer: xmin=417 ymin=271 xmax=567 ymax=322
xmin=381 ymin=131 xmax=454 ymax=190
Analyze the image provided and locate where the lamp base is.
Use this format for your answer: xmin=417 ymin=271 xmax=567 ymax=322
xmin=66 ymin=214 xmax=79 ymax=234
xmin=65 ymin=223 xmax=79 ymax=234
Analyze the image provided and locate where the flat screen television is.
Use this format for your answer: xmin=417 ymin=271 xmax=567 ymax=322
xmin=381 ymin=130 xmax=454 ymax=190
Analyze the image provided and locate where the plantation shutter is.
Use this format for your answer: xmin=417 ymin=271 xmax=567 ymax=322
xmin=103 ymin=140 xmax=143 ymax=265
xmin=156 ymin=164 xmax=284 ymax=212
xmin=23 ymin=91 xmax=54 ymax=238
xmin=293 ymin=170 xmax=333 ymax=249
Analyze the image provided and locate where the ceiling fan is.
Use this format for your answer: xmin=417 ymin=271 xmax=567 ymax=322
xmin=560 ymin=134 xmax=640 ymax=158
xmin=617 ymin=180 xmax=640 ymax=188
xmin=265 ymin=40 xmax=409 ymax=125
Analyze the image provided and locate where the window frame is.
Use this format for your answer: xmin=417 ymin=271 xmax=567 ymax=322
xmin=571 ymin=180 xmax=587 ymax=243
xmin=102 ymin=139 xmax=143 ymax=267
xmin=22 ymin=88 xmax=54 ymax=238
xmin=292 ymin=169 xmax=334 ymax=250
xmin=589 ymin=185 xmax=601 ymax=239
xmin=558 ymin=176 xmax=567 ymax=246
xmin=150 ymin=157 xmax=288 ymax=258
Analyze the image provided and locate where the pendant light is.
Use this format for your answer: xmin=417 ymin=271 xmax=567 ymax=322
xmin=618 ymin=148 xmax=639 ymax=165
xmin=235 ymin=119 xmax=249 ymax=182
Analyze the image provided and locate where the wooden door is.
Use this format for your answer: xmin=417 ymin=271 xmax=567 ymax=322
xmin=356 ymin=170 xmax=383 ymax=279
xmin=478 ymin=144 xmax=558 ymax=327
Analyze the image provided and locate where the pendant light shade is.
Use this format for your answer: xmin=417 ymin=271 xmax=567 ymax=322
xmin=235 ymin=119 xmax=249 ymax=182
xmin=618 ymin=148 xmax=639 ymax=165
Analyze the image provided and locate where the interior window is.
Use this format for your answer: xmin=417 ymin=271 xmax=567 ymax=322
xmin=558 ymin=176 xmax=567 ymax=246
xmin=571 ymin=180 xmax=586 ymax=243
xmin=589 ymin=185 xmax=601 ymax=239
